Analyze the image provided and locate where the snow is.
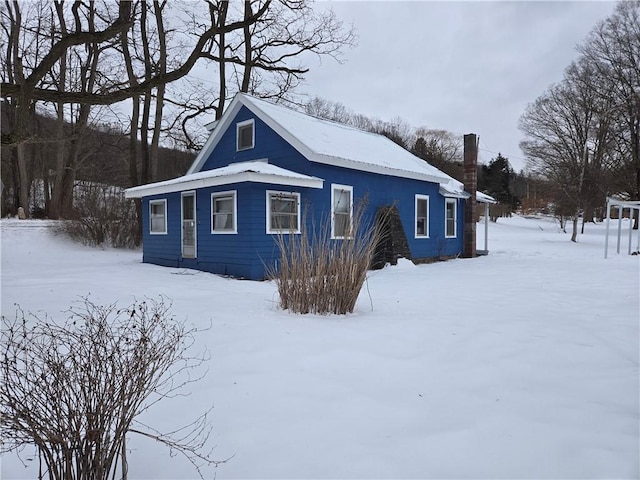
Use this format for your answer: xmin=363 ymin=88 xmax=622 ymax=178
xmin=247 ymin=95 xmax=450 ymax=181
xmin=125 ymin=160 xmax=323 ymax=198
xmin=1 ymin=215 xmax=638 ymax=479
xmin=246 ymin=95 xmax=495 ymax=202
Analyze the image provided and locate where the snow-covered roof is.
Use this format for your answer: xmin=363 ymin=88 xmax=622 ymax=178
xmin=477 ymin=191 xmax=497 ymax=204
xmin=439 ymin=178 xmax=496 ymax=204
xmin=187 ymin=93 xmax=452 ymax=185
xmin=125 ymin=160 xmax=323 ymax=198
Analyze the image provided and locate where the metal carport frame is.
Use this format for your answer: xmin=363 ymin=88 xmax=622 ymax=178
xmin=604 ymin=196 xmax=640 ymax=258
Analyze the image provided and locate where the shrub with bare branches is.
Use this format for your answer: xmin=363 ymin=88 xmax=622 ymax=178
xmin=0 ymin=297 xmax=218 ymax=480
xmin=270 ymin=201 xmax=385 ymax=315
xmin=57 ymin=183 xmax=140 ymax=248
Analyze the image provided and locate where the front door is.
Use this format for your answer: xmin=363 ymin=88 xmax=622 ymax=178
xmin=182 ymin=192 xmax=196 ymax=258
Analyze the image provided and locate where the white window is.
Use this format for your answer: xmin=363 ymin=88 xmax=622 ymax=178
xmin=445 ymin=198 xmax=457 ymax=238
xmin=267 ymin=191 xmax=300 ymax=234
xmin=415 ymin=195 xmax=429 ymax=238
xmin=331 ymin=184 xmax=353 ymax=239
xmin=149 ymin=199 xmax=167 ymax=234
xmin=237 ymin=119 xmax=254 ymax=151
xmin=211 ymin=191 xmax=237 ymax=234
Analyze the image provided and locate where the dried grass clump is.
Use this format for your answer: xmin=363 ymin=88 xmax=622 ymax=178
xmin=270 ymin=201 xmax=385 ymax=315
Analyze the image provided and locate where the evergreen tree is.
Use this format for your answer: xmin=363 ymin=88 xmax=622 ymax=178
xmin=478 ymin=153 xmax=519 ymax=210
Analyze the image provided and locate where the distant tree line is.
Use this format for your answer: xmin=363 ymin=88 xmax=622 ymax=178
xmin=0 ymin=1 xmax=356 ymax=225
xmin=519 ymin=1 xmax=640 ymax=239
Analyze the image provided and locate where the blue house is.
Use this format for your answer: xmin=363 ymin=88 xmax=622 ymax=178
xmin=125 ymin=93 xmax=493 ymax=280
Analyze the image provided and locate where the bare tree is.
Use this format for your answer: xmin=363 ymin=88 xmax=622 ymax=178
xmin=579 ymin=1 xmax=640 ymax=226
xmin=1 ymin=0 xmax=355 ymax=217
xmin=0 ymin=0 xmax=271 ymax=215
xmin=0 ymin=297 xmax=217 ymax=480
xmin=411 ymin=128 xmax=462 ymax=172
xmin=165 ymin=0 xmax=356 ymax=149
xmin=519 ymin=58 xmax=617 ymax=241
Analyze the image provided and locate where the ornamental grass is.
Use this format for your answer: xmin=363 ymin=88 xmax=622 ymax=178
xmin=270 ymin=201 xmax=386 ymax=315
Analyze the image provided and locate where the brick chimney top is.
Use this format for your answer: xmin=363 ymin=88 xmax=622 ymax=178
xmin=463 ymin=134 xmax=478 ymax=258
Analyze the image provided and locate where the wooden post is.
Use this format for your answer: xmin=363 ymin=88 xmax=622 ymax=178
xmin=463 ymin=133 xmax=478 ymax=258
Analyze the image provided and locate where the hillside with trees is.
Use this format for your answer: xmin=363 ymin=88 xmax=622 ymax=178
xmin=0 ymin=1 xmax=355 ymax=224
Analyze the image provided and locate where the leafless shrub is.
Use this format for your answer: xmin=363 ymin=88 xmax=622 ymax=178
xmin=269 ymin=200 xmax=385 ymax=315
xmin=0 ymin=297 xmax=219 ymax=480
xmin=57 ymin=183 xmax=140 ymax=248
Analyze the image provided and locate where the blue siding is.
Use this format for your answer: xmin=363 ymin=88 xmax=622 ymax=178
xmin=141 ymin=106 xmax=468 ymax=280
xmin=203 ymin=107 xmax=466 ymax=260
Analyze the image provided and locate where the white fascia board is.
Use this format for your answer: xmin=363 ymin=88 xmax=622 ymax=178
xmin=312 ymin=154 xmax=448 ymax=184
xmin=477 ymin=193 xmax=497 ymax=204
xmin=252 ymin=113 xmax=450 ymax=185
xmin=186 ymin=97 xmax=245 ymax=174
xmin=438 ymin=186 xmax=470 ymax=200
xmin=239 ymin=96 xmax=319 ymax=161
xmin=125 ymin=172 xmax=323 ymax=199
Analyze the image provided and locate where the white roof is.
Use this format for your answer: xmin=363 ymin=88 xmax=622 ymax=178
xmin=477 ymin=191 xmax=497 ymax=204
xmin=187 ymin=93 xmax=452 ymax=185
xmin=439 ymin=178 xmax=496 ymax=204
xmin=125 ymin=161 xmax=323 ymax=198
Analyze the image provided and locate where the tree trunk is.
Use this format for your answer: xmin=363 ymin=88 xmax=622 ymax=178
xmin=571 ymin=214 xmax=579 ymax=242
xmin=150 ymin=1 xmax=167 ymax=182
xmin=241 ymin=1 xmax=253 ymax=93
xmin=15 ymin=141 xmax=31 ymax=217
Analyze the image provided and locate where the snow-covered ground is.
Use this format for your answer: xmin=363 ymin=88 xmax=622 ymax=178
xmin=1 ymin=215 xmax=638 ymax=479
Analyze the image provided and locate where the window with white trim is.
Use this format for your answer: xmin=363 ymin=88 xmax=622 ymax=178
xmin=149 ymin=199 xmax=167 ymax=234
xmin=236 ymin=119 xmax=254 ymax=151
xmin=445 ymin=198 xmax=457 ymax=238
xmin=211 ymin=191 xmax=237 ymax=234
xmin=415 ymin=195 xmax=429 ymax=238
xmin=332 ymin=184 xmax=353 ymax=239
xmin=267 ymin=191 xmax=300 ymax=233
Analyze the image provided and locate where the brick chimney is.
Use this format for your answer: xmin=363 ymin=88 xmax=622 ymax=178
xmin=463 ymin=133 xmax=478 ymax=258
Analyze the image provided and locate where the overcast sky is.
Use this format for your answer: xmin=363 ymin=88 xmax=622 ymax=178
xmin=298 ymin=1 xmax=618 ymax=171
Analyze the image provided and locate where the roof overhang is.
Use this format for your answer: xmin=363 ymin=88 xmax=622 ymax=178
xmin=606 ymin=196 xmax=640 ymax=209
xmin=314 ymin=154 xmax=449 ymax=184
xmin=125 ymin=167 xmax=323 ymax=199
xmin=185 ymin=94 xmax=458 ymax=186
xmin=477 ymin=191 xmax=497 ymax=204
xmin=439 ymin=184 xmax=470 ymax=200
xmin=438 ymin=184 xmax=497 ymax=203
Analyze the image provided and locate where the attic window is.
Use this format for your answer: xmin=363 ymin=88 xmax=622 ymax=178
xmin=237 ymin=119 xmax=254 ymax=151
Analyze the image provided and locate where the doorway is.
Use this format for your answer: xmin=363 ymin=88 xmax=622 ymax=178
xmin=182 ymin=192 xmax=196 ymax=258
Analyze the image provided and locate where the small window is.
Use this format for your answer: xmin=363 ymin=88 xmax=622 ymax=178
xmin=149 ymin=199 xmax=167 ymax=234
xmin=267 ymin=191 xmax=300 ymax=233
xmin=332 ymin=184 xmax=353 ymax=239
xmin=415 ymin=195 xmax=429 ymax=238
xmin=237 ymin=119 xmax=254 ymax=151
xmin=445 ymin=198 xmax=457 ymax=238
xmin=211 ymin=191 xmax=237 ymax=234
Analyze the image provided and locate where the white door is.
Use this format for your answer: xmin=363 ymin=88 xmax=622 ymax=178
xmin=182 ymin=192 xmax=196 ymax=258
